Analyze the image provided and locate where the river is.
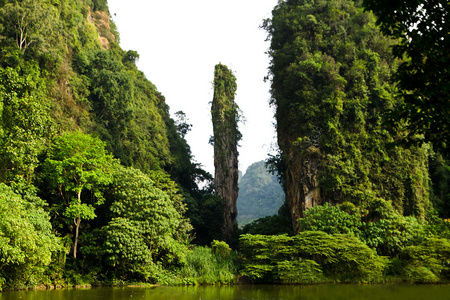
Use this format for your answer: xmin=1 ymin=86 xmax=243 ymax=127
xmin=1 ymin=284 xmax=450 ymax=300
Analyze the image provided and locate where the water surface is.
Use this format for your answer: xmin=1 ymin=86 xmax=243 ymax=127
xmin=2 ymin=284 xmax=450 ymax=300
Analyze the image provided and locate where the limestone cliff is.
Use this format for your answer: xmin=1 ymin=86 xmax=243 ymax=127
xmin=266 ymin=0 xmax=432 ymax=232
xmin=211 ymin=64 xmax=241 ymax=242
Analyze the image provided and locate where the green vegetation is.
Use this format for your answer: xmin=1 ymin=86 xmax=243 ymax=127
xmin=240 ymin=232 xmax=386 ymax=283
xmin=211 ymin=63 xmax=241 ymax=243
xmin=0 ymin=184 xmax=60 ymax=290
xmin=362 ymin=0 xmax=449 ymax=151
xmin=163 ymin=241 xmax=239 ymax=285
xmin=264 ymin=0 xmax=432 ymax=230
xmin=240 ymin=203 xmax=450 ymax=284
xmin=0 ymin=0 xmax=449 ymax=290
xmin=0 ymin=0 xmax=214 ymax=290
xmin=103 ymin=166 xmax=188 ymax=282
xmin=238 ymin=0 xmax=449 ymax=285
xmin=44 ymin=131 xmax=119 ymax=259
xmin=0 ymin=63 xmax=52 ymax=183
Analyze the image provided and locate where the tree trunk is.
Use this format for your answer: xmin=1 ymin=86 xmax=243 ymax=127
xmin=73 ymin=190 xmax=82 ymax=259
xmin=73 ymin=215 xmax=81 ymax=259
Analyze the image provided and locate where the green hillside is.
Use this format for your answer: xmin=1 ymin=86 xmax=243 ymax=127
xmin=237 ymin=161 xmax=284 ymax=226
xmin=0 ymin=0 xmax=213 ymax=288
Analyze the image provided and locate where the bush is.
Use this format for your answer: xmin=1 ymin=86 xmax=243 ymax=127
xmin=362 ymin=215 xmax=427 ymax=256
xmin=298 ymin=203 xmax=362 ymax=236
xmin=240 ymin=232 xmax=387 ymax=283
xmin=211 ymin=240 xmax=231 ymax=258
xmin=0 ymin=184 xmax=60 ymax=289
xmin=276 ymin=259 xmax=324 ymax=284
xmin=296 ymin=232 xmax=387 ymax=282
xmin=425 ymin=216 xmax=450 ymax=239
xmin=241 ymin=203 xmax=293 ymax=236
xmin=165 ymin=246 xmax=239 ymax=285
xmin=403 ymin=264 xmax=440 ymax=283
xmin=400 ymin=238 xmax=450 ymax=283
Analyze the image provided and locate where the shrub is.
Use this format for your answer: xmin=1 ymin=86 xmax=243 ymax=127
xmin=0 ymin=184 xmax=60 ymax=289
xmin=400 ymin=238 xmax=450 ymax=283
xmin=166 ymin=246 xmax=239 ymax=285
xmin=276 ymin=259 xmax=324 ymax=284
xmin=403 ymin=264 xmax=440 ymax=283
xmin=240 ymin=232 xmax=387 ymax=283
xmin=295 ymin=232 xmax=387 ymax=282
xmin=298 ymin=203 xmax=362 ymax=236
xmin=361 ymin=215 xmax=427 ymax=256
xmin=211 ymin=240 xmax=231 ymax=258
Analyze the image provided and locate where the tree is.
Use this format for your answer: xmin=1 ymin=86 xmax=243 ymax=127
xmin=174 ymin=110 xmax=192 ymax=139
xmin=0 ymin=0 xmax=45 ymax=54
xmin=73 ymin=50 xmax=174 ymax=173
xmin=0 ymin=63 xmax=52 ymax=183
xmin=211 ymin=63 xmax=241 ymax=242
xmin=104 ymin=166 xmax=188 ymax=281
xmin=362 ymin=0 xmax=450 ymax=151
xmin=0 ymin=183 xmax=60 ymax=289
xmin=44 ymin=131 xmax=118 ymax=259
xmin=122 ymin=50 xmax=139 ymax=65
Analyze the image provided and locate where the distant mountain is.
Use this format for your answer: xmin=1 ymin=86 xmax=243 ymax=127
xmin=237 ymin=161 xmax=285 ymax=226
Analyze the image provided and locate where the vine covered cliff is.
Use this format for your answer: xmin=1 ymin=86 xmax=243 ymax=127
xmin=265 ymin=0 xmax=431 ymax=231
xmin=211 ymin=63 xmax=241 ymax=242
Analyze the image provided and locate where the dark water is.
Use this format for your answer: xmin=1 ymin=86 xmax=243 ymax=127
xmin=1 ymin=284 xmax=450 ymax=300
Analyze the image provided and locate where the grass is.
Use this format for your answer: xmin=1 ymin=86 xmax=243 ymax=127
xmin=161 ymin=246 xmax=240 ymax=285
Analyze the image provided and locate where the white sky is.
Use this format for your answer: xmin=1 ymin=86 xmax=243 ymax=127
xmin=108 ymin=0 xmax=279 ymax=175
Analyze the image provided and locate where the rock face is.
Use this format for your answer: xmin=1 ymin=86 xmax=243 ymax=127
xmin=283 ymin=144 xmax=322 ymax=232
xmin=211 ymin=64 xmax=241 ymax=242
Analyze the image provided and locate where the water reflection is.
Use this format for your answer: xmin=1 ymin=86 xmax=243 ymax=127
xmin=1 ymin=284 xmax=450 ymax=300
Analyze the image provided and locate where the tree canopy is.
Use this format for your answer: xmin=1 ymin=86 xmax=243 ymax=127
xmin=362 ymin=0 xmax=449 ymax=151
xmin=104 ymin=166 xmax=188 ymax=282
xmin=0 ymin=183 xmax=60 ymax=289
xmin=44 ymin=131 xmax=119 ymax=258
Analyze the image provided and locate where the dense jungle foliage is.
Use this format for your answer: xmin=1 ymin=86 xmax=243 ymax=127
xmin=0 ymin=0 xmax=221 ymax=290
xmin=362 ymin=0 xmax=449 ymax=151
xmin=0 ymin=0 xmax=449 ymax=290
xmin=265 ymin=0 xmax=435 ymax=229
xmin=245 ymin=0 xmax=450 ymax=284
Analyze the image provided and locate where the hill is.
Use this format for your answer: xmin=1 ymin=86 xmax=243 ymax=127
xmin=237 ymin=161 xmax=285 ymax=226
xmin=0 ymin=0 xmax=211 ymax=287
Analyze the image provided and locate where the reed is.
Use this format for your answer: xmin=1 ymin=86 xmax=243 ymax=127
xmin=163 ymin=246 xmax=240 ymax=285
